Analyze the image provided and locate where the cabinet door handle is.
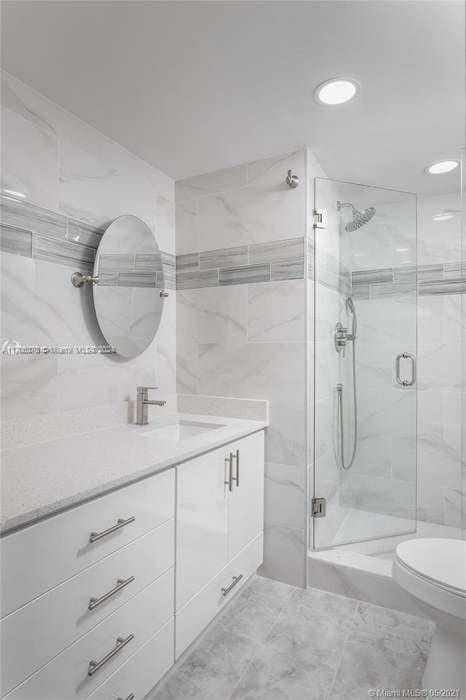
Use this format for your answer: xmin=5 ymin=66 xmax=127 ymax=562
xmin=221 ymin=574 xmax=243 ymax=597
xmin=88 ymin=634 xmax=134 ymax=676
xmin=232 ymin=449 xmax=240 ymax=487
xmin=88 ymin=576 xmax=135 ymax=611
xmin=89 ymin=516 xmax=136 ymax=544
xmin=117 ymin=695 xmax=135 ymax=700
xmin=224 ymin=453 xmax=233 ymax=492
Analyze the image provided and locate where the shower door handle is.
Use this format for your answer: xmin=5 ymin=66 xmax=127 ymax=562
xmin=395 ymin=352 xmax=416 ymax=387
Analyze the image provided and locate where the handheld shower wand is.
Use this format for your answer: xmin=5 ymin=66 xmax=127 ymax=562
xmin=335 ymin=296 xmax=358 ymax=471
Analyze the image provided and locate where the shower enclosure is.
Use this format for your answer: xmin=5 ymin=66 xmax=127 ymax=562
xmin=310 ymin=177 xmax=418 ymax=552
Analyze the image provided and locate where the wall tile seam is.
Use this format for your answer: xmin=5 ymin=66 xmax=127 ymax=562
xmin=175 ymin=150 xmax=301 ymax=199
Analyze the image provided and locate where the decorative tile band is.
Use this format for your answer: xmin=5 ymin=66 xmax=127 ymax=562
xmin=0 ymin=195 xmax=176 ymax=288
xmin=351 ymin=263 xmax=466 ymax=298
xmin=176 ymin=237 xmax=305 ymax=289
xmin=2 ymin=197 xmax=463 ymax=295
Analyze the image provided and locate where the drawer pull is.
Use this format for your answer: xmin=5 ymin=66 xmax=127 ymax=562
xmin=88 ymin=576 xmax=136 ymax=611
xmin=117 ymin=695 xmax=135 ymax=700
xmin=89 ymin=516 xmax=136 ymax=544
xmin=232 ymin=449 xmax=240 ymax=487
xmin=88 ymin=633 xmax=134 ymax=676
xmin=221 ymin=574 xmax=243 ymax=597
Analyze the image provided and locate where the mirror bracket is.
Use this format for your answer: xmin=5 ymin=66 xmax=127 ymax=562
xmin=71 ymin=271 xmax=100 ymax=288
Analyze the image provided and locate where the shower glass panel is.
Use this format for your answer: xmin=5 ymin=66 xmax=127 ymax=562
xmin=312 ymin=178 xmax=417 ymax=550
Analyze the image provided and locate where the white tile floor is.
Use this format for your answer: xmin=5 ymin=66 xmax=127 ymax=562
xmin=150 ymin=575 xmax=434 ymax=700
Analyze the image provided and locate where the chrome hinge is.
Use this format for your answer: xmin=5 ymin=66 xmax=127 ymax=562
xmin=311 ymin=497 xmax=326 ymax=518
xmin=313 ymin=209 xmax=327 ymax=229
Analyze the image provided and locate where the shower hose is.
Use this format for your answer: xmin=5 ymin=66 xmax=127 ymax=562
xmin=337 ymin=337 xmax=358 ymax=471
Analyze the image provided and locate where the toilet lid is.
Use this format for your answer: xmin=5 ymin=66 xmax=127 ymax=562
xmin=395 ymin=538 xmax=466 ymax=595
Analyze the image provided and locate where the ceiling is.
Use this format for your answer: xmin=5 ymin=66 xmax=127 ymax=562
xmin=1 ymin=1 xmax=464 ymax=194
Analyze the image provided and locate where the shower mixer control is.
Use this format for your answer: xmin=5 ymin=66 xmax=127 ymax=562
xmin=334 ymin=322 xmax=354 ymax=355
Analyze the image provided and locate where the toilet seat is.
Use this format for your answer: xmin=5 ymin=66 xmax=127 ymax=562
xmin=393 ymin=538 xmax=466 ymax=620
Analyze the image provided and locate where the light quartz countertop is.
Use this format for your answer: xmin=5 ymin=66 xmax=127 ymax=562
xmin=0 ymin=413 xmax=267 ymax=535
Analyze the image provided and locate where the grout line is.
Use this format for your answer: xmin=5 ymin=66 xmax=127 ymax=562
xmin=325 ymin=599 xmax=360 ymax=700
xmin=226 ymin=587 xmax=295 ymax=700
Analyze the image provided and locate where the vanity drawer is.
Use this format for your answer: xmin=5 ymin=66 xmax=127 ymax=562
xmin=87 ymin=619 xmax=174 ymax=700
xmin=1 ymin=520 xmax=174 ymax=696
xmin=176 ymin=532 xmax=263 ymax=657
xmin=5 ymin=568 xmax=174 ymax=700
xmin=1 ymin=469 xmax=175 ymax=617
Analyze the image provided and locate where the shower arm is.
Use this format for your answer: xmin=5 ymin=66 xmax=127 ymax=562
xmin=336 ymin=201 xmax=355 ymax=212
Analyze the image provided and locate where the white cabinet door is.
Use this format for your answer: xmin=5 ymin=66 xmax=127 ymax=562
xmin=176 ymin=446 xmax=228 ymax=610
xmin=227 ymin=431 xmax=264 ymax=560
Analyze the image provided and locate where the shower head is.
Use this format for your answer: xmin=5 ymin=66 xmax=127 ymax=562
xmin=337 ymin=201 xmax=376 ymax=232
xmin=345 ymin=206 xmax=376 ymax=231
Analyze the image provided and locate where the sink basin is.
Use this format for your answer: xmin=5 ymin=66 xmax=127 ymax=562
xmin=140 ymin=419 xmax=225 ymax=442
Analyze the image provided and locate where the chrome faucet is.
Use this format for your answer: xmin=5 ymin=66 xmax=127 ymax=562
xmin=136 ymin=386 xmax=166 ymax=425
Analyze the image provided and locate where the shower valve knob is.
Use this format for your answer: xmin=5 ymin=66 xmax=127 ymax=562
xmin=334 ymin=323 xmax=350 ymax=354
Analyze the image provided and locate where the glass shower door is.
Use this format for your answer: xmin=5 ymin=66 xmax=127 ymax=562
xmin=312 ymin=178 xmax=417 ymax=550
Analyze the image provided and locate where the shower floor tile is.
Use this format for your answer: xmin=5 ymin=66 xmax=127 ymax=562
xmin=149 ymin=575 xmax=433 ymax=700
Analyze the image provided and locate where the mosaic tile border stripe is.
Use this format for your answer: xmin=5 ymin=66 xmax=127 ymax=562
xmin=2 ymin=196 xmax=463 ymax=294
xmin=176 ymin=237 xmax=305 ymax=289
xmin=351 ymin=264 xmax=466 ymax=298
xmin=0 ymin=195 xmax=176 ymax=288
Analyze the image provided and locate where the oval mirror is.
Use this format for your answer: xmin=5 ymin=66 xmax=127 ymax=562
xmin=92 ymin=215 xmax=164 ymax=358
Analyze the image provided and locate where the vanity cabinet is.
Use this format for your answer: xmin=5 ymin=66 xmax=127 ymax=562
xmin=1 ymin=470 xmax=176 ymax=700
xmin=175 ymin=430 xmax=264 ymax=656
xmin=0 ymin=428 xmax=265 ymax=699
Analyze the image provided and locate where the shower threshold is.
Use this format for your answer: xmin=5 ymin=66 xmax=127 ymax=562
xmin=308 ymin=514 xmax=462 ymax=617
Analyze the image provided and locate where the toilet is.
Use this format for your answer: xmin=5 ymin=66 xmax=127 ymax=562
xmin=393 ymin=538 xmax=466 ymax=696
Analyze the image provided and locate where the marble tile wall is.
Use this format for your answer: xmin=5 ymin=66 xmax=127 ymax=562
xmin=176 ymin=150 xmax=310 ymax=587
xmin=417 ymin=190 xmax=465 ymax=531
xmin=462 ymin=153 xmax=466 ymax=538
xmin=1 ymin=71 xmax=176 ymax=437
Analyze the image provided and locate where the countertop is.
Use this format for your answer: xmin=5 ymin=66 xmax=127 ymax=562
xmin=0 ymin=413 xmax=267 ymax=535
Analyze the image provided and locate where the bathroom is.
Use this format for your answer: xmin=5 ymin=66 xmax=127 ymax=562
xmin=0 ymin=1 xmax=464 ymax=698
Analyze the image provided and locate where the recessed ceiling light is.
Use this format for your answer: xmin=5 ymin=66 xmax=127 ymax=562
xmin=433 ymin=212 xmax=454 ymax=222
xmin=395 ymin=248 xmax=409 ymax=252
xmin=2 ymin=188 xmax=26 ymax=199
xmin=314 ymin=78 xmax=359 ymax=106
xmin=426 ymin=160 xmax=459 ymax=175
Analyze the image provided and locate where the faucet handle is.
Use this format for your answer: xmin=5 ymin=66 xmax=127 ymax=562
xmin=137 ymin=386 xmax=159 ymax=392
